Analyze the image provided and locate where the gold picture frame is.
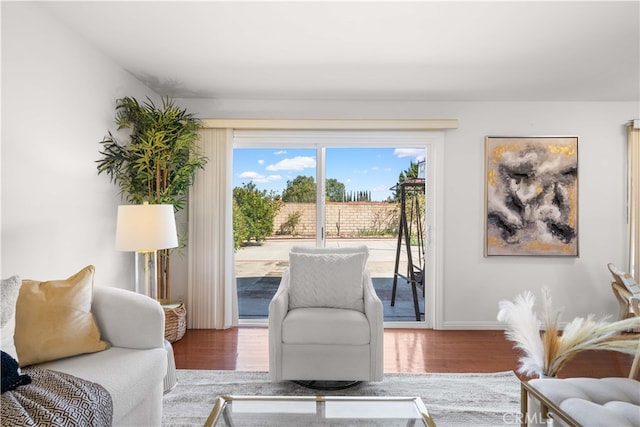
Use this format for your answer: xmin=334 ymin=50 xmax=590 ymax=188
xmin=484 ymin=136 xmax=579 ymax=256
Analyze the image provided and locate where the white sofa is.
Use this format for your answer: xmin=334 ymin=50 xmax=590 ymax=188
xmin=36 ymin=286 xmax=168 ymax=426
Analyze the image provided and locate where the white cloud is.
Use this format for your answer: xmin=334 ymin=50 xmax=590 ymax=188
xmin=266 ymin=156 xmax=316 ymax=171
xmin=239 ymin=171 xmax=282 ymax=183
xmin=273 ymin=150 xmax=287 ymax=155
xmin=394 ymin=148 xmax=425 ymax=161
xmin=239 ymin=171 xmax=261 ymax=179
xmin=258 ymin=159 xmax=264 ymax=165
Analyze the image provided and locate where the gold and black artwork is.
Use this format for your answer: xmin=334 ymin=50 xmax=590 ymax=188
xmin=485 ymin=136 xmax=578 ymax=256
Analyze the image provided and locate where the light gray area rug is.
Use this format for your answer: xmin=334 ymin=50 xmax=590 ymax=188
xmin=162 ymin=370 xmax=521 ymax=426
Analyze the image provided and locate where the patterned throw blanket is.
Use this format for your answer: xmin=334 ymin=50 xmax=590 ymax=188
xmin=1 ymin=366 xmax=113 ymax=426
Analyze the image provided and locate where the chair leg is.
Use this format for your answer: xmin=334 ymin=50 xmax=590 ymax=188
xmin=520 ymin=382 xmax=528 ymax=427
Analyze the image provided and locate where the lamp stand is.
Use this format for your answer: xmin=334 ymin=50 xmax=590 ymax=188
xmin=134 ymin=250 xmax=158 ymax=300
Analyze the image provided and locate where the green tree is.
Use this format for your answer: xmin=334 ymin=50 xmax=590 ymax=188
xmin=281 ymin=175 xmax=348 ymax=202
xmin=232 ymin=198 xmax=249 ymax=250
xmin=326 ymin=178 xmax=345 ymax=202
xmin=233 ymin=182 xmax=282 ymax=244
xmin=390 ymin=160 xmax=421 ymax=202
xmin=354 ymin=190 xmax=371 ymax=202
xmin=282 ymin=175 xmax=316 ymax=202
xmin=399 ymin=160 xmax=420 ymax=184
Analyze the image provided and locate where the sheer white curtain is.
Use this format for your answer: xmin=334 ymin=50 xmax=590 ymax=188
xmin=629 ymin=122 xmax=640 ymax=281
xmin=187 ymin=128 xmax=238 ymax=329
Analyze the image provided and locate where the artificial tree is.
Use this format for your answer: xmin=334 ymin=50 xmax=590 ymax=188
xmin=97 ymin=96 xmax=207 ymax=301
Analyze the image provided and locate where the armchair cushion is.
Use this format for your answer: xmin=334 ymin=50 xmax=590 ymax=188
xmin=290 ymin=245 xmax=369 ymax=262
xmin=288 ymin=252 xmax=366 ymax=312
xmin=282 ymin=307 xmax=370 ymax=345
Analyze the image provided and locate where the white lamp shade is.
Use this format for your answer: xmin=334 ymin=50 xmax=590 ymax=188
xmin=116 ymin=204 xmax=179 ymax=251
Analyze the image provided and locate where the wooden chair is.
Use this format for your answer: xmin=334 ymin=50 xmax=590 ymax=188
xmin=607 ymin=263 xmax=640 ymax=320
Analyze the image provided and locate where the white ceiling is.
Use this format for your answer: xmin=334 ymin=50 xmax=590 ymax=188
xmin=39 ymin=1 xmax=640 ymax=101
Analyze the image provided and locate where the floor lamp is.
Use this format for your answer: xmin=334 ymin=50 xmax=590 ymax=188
xmin=115 ymin=204 xmax=178 ymax=300
xmin=115 ymin=203 xmax=180 ymax=392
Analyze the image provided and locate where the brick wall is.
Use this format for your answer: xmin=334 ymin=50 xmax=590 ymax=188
xmin=273 ymin=202 xmax=400 ymax=237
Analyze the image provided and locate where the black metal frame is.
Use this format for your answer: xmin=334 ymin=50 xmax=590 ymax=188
xmin=391 ymin=179 xmax=426 ymax=321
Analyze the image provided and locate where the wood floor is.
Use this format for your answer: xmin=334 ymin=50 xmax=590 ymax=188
xmin=172 ymin=327 xmax=636 ymax=381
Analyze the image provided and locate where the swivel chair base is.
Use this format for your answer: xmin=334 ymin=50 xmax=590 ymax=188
xmin=292 ymin=380 xmax=362 ymax=391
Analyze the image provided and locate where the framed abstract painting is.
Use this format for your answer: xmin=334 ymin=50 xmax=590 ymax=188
xmin=484 ymin=136 xmax=579 ymax=256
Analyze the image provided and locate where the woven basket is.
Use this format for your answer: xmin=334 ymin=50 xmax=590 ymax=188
xmin=163 ymin=303 xmax=186 ymax=343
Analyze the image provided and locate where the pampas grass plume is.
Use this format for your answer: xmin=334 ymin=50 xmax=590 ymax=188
xmin=498 ymin=287 xmax=640 ymax=377
xmin=497 ymin=291 xmax=544 ymax=377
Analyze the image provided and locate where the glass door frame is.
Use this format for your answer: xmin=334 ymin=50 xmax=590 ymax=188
xmin=316 ymin=146 xmax=326 ymax=247
xmin=233 ymin=129 xmax=445 ymax=329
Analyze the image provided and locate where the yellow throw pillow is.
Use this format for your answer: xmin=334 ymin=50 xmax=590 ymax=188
xmin=15 ymin=265 xmax=108 ymax=367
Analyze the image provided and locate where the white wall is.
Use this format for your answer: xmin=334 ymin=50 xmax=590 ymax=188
xmin=178 ymin=98 xmax=637 ymax=328
xmin=1 ymin=3 xmax=157 ymax=288
xmin=1 ymin=2 xmax=636 ymax=327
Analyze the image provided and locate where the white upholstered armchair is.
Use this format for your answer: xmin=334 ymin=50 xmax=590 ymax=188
xmin=268 ymin=246 xmax=384 ymax=383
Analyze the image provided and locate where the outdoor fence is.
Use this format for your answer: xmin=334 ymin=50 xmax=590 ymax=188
xmin=273 ymin=202 xmax=401 ymax=237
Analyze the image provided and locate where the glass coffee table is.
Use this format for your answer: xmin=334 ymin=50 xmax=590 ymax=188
xmin=205 ymin=395 xmax=436 ymax=427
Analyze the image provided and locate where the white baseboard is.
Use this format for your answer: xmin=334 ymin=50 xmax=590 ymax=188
xmin=441 ymin=320 xmax=574 ymax=331
xmin=238 ymin=318 xmax=570 ymax=331
xmin=440 ymin=321 xmax=507 ymax=330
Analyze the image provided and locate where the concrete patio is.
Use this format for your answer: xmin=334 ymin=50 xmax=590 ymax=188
xmin=235 ymin=238 xmax=425 ymax=322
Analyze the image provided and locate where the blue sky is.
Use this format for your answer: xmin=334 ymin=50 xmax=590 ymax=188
xmin=233 ymin=147 xmax=425 ymax=201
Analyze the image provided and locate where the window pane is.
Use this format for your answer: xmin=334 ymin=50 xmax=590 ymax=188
xmin=233 ymin=147 xmax=316 ymax=319
xmin=325 ymin=147 xmax=426 ymax=322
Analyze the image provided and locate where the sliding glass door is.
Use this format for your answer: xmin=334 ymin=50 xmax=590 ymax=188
xmin=232 ymin=130 xmax=440 ymax=327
